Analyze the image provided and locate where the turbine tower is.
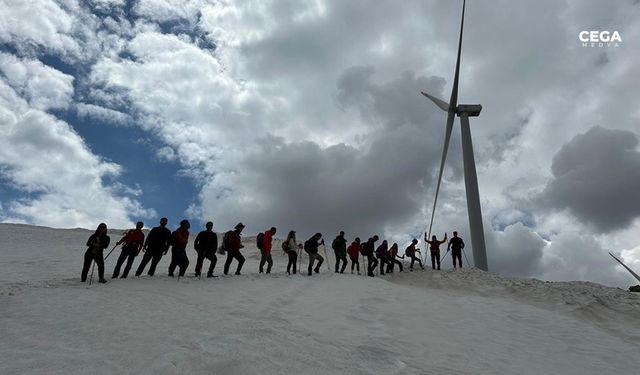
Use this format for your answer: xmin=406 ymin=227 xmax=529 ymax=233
xmin=421 ymin=0 xmax=488 ymax=271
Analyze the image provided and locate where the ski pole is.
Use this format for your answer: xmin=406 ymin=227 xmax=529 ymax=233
xmin=103 ymin=244 xmax=119 ymax=262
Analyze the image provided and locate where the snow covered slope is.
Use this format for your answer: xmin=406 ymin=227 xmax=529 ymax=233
xmin=1 ymin=223 xmax=639 ymax=374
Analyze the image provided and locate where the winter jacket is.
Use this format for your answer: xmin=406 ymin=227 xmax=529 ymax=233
xmin=120 ymin=229 xmax=145 ymax=250
xmin=347 ymin=242 xmax=360 ymax=259
xmin=448 ymin=237 xmax=465 ymax=251
xmin=375 ymin=243 xmax=388 ymax=259
xmin=171 ymin=228 xmax=189 ymax=250
xmin=194 ymin=230 xmax=218 ymax=256
xmin=405 ymin=243 xmax=417 ymax=257
xmin=426 ymin=238 xmax=447 ymax=251
xmin=389 ymin=244 xmax=399 ymax=258
xmin=263 ymin=230 xmax=273 ymax=253
xmin=86 ymin=233 xmax=110 ymax=254
xmin=145 ymin=226 xmax=172 ymax=251
xmin=332 ymin=235 xmax=347 ymax=256
xmin=227 ymin=230 xmax=242 ymax=252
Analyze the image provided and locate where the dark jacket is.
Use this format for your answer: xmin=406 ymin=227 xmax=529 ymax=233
xmin=195 ymin=230 xmax=218 ymax=257
xmin=448 ymin=237 xmax=465 ymax=251
xmin=145 ymin=226 xmax=172 ymax=251
xmin=332 ymin=235 xmax=347 ymax=256
xmin=86 ymin=233 xmax=110 ymax=253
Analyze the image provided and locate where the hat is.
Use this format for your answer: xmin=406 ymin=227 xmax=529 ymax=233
xmin=235 ymin=222 xmax=245 ymax=229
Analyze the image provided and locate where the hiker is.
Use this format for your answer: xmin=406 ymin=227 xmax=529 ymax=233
xmin=405 ymin=239 xmax=424 ymax=271
xmin=361 ymin=236 xmax=379 ymax=277
xmin=135 ymin=217 xmax=171 ymax=277
xmin=386 ymin=242 xmax=403 ymax=273
xmin=282 ymin=230 xmax=298 ymax=275
xmin=258 ymin=227 xmax=276 ymax=274
xmin=112 ymin=221 xmax=145 ymax=279
xmin=332 ymin=231 xmax=348 ymax=274
xmin=304 ymin=233 xmax=324 ymax=276
xmin=447 ymin=231 xmax=465 ymax=269
xmin=425 ymin=232 xmax=448 ymax=270
xmin=223 ymin=223 xmax=246 ymax=275
xmin=81 ymin=223 xmax=110 ymax=283
xmin=347 ymin=238 xmax=361 ymax=274
xmin=375 ymin=240 xmax=389 ymax=275
xmin=194 ymin=221 xmax=218 ymax=278
xmin=168 ymin=220 xmax=190 ymax=277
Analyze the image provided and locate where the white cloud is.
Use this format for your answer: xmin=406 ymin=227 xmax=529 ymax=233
xmin=0 ymin=56 xmax=154 ymax=228
xmin=0 ymin=52 xmax=74 ymax=110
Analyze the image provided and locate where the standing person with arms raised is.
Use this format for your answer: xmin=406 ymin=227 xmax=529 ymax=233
xmin=347 ymin=238 xmax=361 ymax=274
xmin=258 ymin=227 xmax=276 ymax=274
xmin=223 ymin=223 xmax=246 ymax=275
xmin=194 ymin=221 xmax=218 ymax=278
xmin=425 ymin=233 xmax=448 ymax=270
xmin=405 ymin=239 xmax=424 ymax=271
xmin=361 ymin=235 xmax=379 ymax=277
xmin=135 ymin=217 xmax=171 ymax=277
xmin=168 ymin=220 xmax=190 ymax=277
xmin=282 ymin=230 xmax=298 ymax=275
xmin=332 ymin=231 xmax=348 ymax=274
xmin=112 ymin=221 xmax=145 ymax=279
xmin=386 ymin=242 xmax=403 ymax=273
xmin=304 ymin=233 xmax=324 ymax=276
xmin=81 ymin=223 xmax=110 ymax=283
xmin=447 ymin=231 xmax=465 ymax=269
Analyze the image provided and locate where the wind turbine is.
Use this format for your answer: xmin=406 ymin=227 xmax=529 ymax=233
xmin=421 ymin=0 xmax=488 ymax=271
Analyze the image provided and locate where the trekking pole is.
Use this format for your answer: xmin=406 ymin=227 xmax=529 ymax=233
xmin=462 ymin=249 xmax=471 ymax=267
xmin=322 ymin=244 xmax=330 ymax=271
xmin=441 ymin=249 xmax=450 ymax=263
xmin=103 ymin=244 xmax=119 ymax=262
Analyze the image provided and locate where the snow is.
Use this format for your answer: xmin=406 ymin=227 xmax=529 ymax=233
xmin=1 ymin=223 xmax=639 ymax=374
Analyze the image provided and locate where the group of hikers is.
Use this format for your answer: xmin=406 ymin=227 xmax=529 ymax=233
xmin=80 ymin=218 xmax=467 ymax=284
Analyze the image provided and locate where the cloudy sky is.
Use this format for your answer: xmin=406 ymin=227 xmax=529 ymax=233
xmin=1 ymin=0 xmax=639 ymax=287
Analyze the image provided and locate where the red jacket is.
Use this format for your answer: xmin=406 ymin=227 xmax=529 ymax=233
xmin=228 ymin=230 xmax=242 ymax=252
xmin=263 ymin=230 xmax=273 ymax=253
xmin=121 ymin=229 xmax=145 ymax=250
xmin=347 ymin=242 xmax=360 ymax=259
xmin=172 ymin=228 xmax=189 ymax=249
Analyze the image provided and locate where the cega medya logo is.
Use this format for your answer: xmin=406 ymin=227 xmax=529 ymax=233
xmin=579 ymin=30 xmax=622 ymax=47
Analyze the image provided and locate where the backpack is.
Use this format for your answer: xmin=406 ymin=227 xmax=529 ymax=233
xmin=218 ymin=231 xmax=232 ymax=255
xmin=331 ymin=238 xmax=339 ymax=251
xmin=405 ymin=245 xmax=414 ymax=257
xmin=360 ymin=241 xmax=371 ymax=256
xmin=256 ymin=232 xmax=264 ymax=250
xmin=281 ymin=239 xmax=290 ymax=252
xmin=375 ymin=246 xmax=386 ymax=259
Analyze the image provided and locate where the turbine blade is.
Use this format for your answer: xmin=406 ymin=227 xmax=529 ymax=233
xmin=609 ymin=252 xmax=640 ymax=283
xmin=448 ymin=0 xmax=466 ymax=111
xmin=421 ymin=91 xmax=449 ymax=112
xmin=426 ymin=110 xmax=456 ymax=239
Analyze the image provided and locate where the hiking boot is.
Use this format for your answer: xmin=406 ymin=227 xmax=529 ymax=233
xmin=235 ymin=271 xmax=241 ymax=275
xmin=98 ymin=279 xmax=108 ymax=284
xmin=168 ymin=273 xmax=174 ymax=277
xmin=111 ymin=274 xmax=118 ymax=279
xmin=314 ymin=267 xmax=320 ymax=274
xmin=81 ymin=277 xmax=86 ymax=282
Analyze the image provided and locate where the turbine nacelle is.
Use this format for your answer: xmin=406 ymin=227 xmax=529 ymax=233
xmin=420 ymin=91 xmax=482 ymax=117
